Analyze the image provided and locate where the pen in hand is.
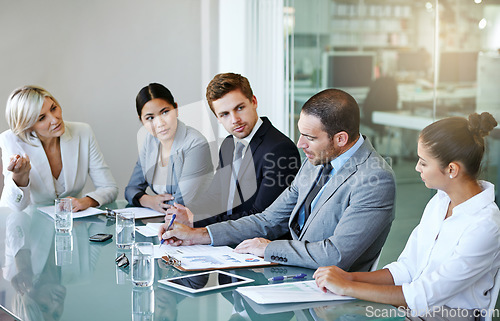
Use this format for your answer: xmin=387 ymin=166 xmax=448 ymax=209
xmin=160 ymin=213 xmax=176 ymax=248
xmin=268 ymin=273 xmax=307 ymax=282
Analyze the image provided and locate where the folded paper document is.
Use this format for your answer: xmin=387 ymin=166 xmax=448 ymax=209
xmin=38 ymin=205 xmax=103 ymax=219
xmin=38 ymin=206 xmax=163 ymax=220
xmin=236 ymin=280 xmax=355 ymax=304
xmin=136 ymin=223 xmax=163 ymax=237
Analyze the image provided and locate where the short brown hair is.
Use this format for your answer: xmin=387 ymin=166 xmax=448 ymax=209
xmin=205 ymin=73 xmax=253 ymax=114
xmin=301 ymin=89 xmax=360 ymax=143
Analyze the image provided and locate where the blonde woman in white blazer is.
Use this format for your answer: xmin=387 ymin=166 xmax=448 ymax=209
xmin=0 ymin=86 xmax=118 ymax=212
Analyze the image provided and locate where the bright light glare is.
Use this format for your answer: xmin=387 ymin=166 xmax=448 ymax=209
xmin=479 ymin=18 xmax=487 ymax=29
xmin=474 ymin=0 xmax=482 ymax=3
xmin=425 ymin=2 xmax=433 ymax=11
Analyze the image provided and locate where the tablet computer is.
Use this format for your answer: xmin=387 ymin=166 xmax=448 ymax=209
xmin=158 ymin=270 xmax=254 ymax=294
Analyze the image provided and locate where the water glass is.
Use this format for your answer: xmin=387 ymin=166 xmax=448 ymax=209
xmin=55 ymin=198 xmax=73 ymax=233
xmin=55 ymin=232 xmax=73 ymax=266
xmin=132 ymin=242 xmax=154 ymax=287
xmin=132 ymin=286 xmax=154 ymax=321
xmin=116 ymin=212 xmax=135 ymax=249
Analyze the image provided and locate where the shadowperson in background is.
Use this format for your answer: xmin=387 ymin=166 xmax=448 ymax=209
xmin=314 ymin=112 xmax=500 ymax=320
xmin=0 ymin=85 xmax=118 ymax=212
xmin=125 ymin=83 xmax=213 ymax=213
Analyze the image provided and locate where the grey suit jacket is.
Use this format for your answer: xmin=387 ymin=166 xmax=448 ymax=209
xmin=208 ymin=137 xmax=396 ymax=271
xmin=125 ymin=120 xmax=213 ymax=207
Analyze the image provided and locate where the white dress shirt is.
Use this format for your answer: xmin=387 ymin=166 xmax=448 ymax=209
xmin=385 ymin=181 xmax=500 ymax=316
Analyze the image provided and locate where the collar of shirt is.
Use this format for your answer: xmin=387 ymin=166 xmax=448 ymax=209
xmin=329 ymin=134 xmax=364 ymax=173
xmin=233 ymin=117 xmax=263 ymax=155
xmin=436 ymin=180 xmax=496 ymax=219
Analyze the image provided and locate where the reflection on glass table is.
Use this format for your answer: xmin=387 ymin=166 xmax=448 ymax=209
xmin=0 ymin=206 xmax=403 ymax=321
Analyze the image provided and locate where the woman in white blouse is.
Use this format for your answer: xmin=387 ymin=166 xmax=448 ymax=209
xmin=0 ymin=86 xmax=118 ymax=212
xmin=314 ymin=112 xmax=499 ymax=320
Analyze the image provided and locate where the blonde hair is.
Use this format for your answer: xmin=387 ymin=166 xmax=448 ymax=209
xmin=5 ymin=85 xmax=61 ymax=144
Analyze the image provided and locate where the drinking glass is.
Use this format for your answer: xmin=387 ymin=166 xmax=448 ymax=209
xmin=132 ymin=286 xmax=154 ymax=321
xmin=54 ymin=198 xmax=73 ymax=233
xmin=116 ymin=212 xmax=135 ymax=249
xmin=132 ymin=242 xmax=154 ymax=287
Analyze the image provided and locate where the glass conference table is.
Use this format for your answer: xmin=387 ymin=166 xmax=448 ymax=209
xmin=0 ymin=203 xmax=403 ymax=321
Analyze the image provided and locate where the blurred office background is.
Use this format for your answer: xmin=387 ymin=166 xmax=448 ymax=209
xmin=285 ymin=1 xmax=500 ymax=318
xmin=0 ymin=0 xmax=499 ymax=319
xmin=285 ymin=0 xmax=500 ymax=255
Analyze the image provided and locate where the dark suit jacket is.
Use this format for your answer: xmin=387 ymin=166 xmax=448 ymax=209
xmin=193 ymin=117 xmax=300 ymax=227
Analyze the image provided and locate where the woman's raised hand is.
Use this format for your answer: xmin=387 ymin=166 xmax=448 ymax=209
xmin=7 ymin=154 xmax=31 ymax=187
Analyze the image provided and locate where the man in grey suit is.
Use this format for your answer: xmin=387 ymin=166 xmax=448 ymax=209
xmin=159 ymin=89 xmax=396 ymax=271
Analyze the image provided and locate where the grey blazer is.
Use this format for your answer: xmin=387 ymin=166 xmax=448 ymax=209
xmin=208 ymin=137 xmax=396 ymax=271
xmin=125 ymin=120 xmax=213 ymax=207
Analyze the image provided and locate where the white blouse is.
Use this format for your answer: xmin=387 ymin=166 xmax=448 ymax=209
xmin=385 ymin=181 xmax=500 ymax=316
xmin=53 ymin=168 xmax=65 ymax=198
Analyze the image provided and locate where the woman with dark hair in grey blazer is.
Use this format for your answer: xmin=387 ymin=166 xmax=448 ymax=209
xmin=125 ymin=83 xmax=213 ymax=214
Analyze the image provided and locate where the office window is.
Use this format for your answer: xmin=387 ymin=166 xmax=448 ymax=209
xmin=287 ymin=0 xmax=500 ymax=270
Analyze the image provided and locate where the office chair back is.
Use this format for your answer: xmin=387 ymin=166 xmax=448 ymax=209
xmin=362 ymin=76 xmax=398 ymax=135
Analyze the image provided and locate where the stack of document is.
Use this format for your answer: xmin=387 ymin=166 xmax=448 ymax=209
xmin=155 ymin=244 xmax=276 ymax=271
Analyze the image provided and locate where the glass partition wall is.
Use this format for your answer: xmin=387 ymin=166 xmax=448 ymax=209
xmin=286 ymin=0 xmax=500 ymax=269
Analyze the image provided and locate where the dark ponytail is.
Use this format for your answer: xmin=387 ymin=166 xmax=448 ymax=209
xmin=419 ymin=112 xmax=497 ymax=178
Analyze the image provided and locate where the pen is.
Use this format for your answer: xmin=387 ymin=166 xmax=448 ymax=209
xmin=160 ymin=214 xmax=176 ymax=248
xmin=268 ymin=273 xmax=307 ymax=282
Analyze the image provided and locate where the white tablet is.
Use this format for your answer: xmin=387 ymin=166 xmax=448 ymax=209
xmin=158 ymin=270 xmax=254 ymax=294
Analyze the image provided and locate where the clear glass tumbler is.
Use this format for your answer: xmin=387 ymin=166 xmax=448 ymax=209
xmin=132 ymin=242 xmax=154 ymax=287
xmin=116 ymin=212 xmax=135 ymax=249
xmin=54 ymin=198 xmax=72 ymax=233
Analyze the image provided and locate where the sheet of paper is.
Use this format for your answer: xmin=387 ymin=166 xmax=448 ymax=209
xmin=236 ymin=280 xmax=355 ymax=304
xmin=135 ymin=223 xmax=163 ymax=237
xmin=115 ymin=207 xmax=163 ymax=219
xmin=154 ymin=244 xmax=274 ymax=269
xmin=38 ymin=206 xmax=104 ymax=219
xmin=240 ymin=294 xmax=350 ymax=315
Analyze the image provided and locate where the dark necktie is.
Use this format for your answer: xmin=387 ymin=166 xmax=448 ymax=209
xmin=303 ymin=162 xmax=333 ymax=223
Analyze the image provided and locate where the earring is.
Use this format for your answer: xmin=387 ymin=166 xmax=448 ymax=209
xmin=449 ymin=174 xmax=453 ymax=179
